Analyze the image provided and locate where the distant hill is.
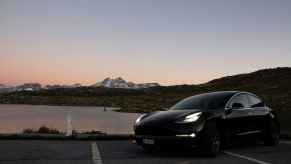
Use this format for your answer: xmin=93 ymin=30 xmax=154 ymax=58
xmin=207 ymin=67 xmax=291 ymax=89
xmin=0 ymin=67 xmax=290 ymax=113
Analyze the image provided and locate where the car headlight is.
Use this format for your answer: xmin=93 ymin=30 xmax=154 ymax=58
xmin=176 ymin=112 xmax=202 ymax=123
xmin=135 ymin=114 xmax=147 ymax=124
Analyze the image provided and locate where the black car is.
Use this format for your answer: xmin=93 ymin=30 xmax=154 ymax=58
xmin=134 ymin=91 xmax=280 ymax=156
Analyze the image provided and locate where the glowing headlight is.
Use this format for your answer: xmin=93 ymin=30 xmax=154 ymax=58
xmin=176 ymin=112 xmax=202 ymax=123
xmin=135 ymin=114 xmax=147 ymax=124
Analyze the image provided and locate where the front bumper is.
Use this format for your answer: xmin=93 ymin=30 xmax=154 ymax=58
xmin=134 ymin=119 xmax=205 ymax=147
xmin=135 ymin=134 xmax=198 ymax=147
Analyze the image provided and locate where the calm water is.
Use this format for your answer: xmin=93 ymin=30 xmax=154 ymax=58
xmin=0 ymin=105 xmax=141 ymax=134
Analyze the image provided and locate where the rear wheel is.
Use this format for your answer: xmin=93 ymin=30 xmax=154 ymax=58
xmin=263 ymin=120 xmax=279 ymax=146
xmin=198 ymin=122 xmax=221 ymax=157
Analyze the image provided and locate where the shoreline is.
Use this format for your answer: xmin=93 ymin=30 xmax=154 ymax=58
xmin=0 ymin=133 xmax=134 ymax=140
xmin=0 ymin=103 xmax=144 ymax=113
xmin=0 ymin=133 xmax=289 ymax=141
xmin=0 ymin=103 xmax=122 ymax=111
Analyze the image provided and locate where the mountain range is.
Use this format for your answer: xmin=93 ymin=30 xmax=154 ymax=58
xmin=0 ymin=78 xmax=160 ymax=93
xmin=92 ymin=77 xmax=160 ymax=89
xmin=0 ymin=83 xmax=42 ymax=93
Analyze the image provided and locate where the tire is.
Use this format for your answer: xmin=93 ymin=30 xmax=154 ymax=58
xmin=198 ymin=122 xmax=221 ymax=157
xmin=263 ymin=120 xmax=279 ymax=146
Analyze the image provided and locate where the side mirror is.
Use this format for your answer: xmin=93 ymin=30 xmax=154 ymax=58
xmin=231 ymin=103 xmax=244 ymax=109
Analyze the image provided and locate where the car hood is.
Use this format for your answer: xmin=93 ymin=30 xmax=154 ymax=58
xmin=139 ymin=109 xmax=202 ymax=126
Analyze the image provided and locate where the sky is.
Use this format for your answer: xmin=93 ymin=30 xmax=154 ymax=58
xmin=0 ymin=0 xmax=291 ymax=86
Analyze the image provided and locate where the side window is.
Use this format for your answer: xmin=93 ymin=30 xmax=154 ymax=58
xmin=248 ymin=95 xmax=264 ymax=108
xmin=229 ymin=94 xmax=249 ymax=109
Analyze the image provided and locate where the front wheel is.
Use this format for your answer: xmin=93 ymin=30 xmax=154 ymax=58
xmin=263 ymin=120 xmax=279 ymax=146
xmin=198 ymin=122 xmax=221 ymax=157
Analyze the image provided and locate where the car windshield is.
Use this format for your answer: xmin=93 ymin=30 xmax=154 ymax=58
xmin=170 ymin=92 xmax=234 ymax=111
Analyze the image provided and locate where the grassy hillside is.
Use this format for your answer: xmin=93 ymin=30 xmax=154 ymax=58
xmin=0 ymin=67 xmax=291 ymax=113
xmin=206 ymin=67 xmax=291 ymax=112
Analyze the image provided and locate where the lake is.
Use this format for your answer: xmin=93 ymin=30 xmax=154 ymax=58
xmin=0 ymin=105 xmax=141 ymax=134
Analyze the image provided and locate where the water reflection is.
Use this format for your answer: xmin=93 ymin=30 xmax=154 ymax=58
xmin=0 ymin=105 xmax=141 ymax=134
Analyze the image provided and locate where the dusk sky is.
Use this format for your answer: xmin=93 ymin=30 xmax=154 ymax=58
xmin=1 ymin=0 xmax=291 ymax=86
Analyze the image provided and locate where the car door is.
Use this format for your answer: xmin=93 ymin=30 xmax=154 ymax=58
xmin=225 ymin=93 xmax=253 ymax=136
xmin=246 ymin=94 xmax=269 ymax=132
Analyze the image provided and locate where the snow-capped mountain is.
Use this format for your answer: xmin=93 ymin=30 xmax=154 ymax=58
xmin=0 ymin=84 xmax=6 ymax=89
xmin=44 ymin=83 xmax=82 ymax=90
xmin=92 ymin=77 xmax=160 ymax=89
xmin=16 ymin=83 xmax=42 ymax=91
xmin=0 ymin=84 xmax=15 ymax=93
xmin=0 ymin=83 xmax=43 ymax=92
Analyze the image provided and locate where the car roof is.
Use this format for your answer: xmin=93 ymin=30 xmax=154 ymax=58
xmin=187 ymin=91 xmax=258 ymax=102
xmin=200 ymin=91 xmax=239 ymax=96
xmin=201 ymin=91 xmax=259 ymax=99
